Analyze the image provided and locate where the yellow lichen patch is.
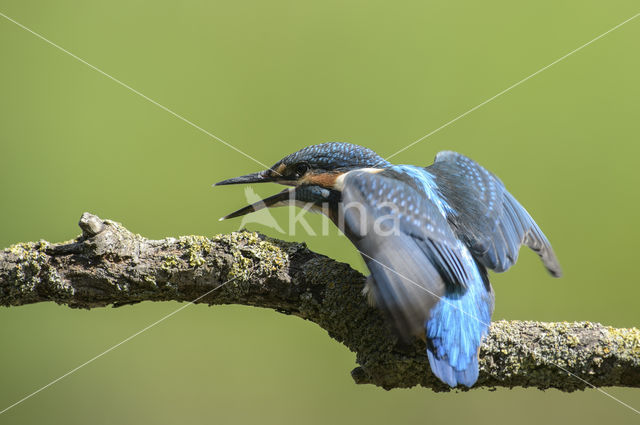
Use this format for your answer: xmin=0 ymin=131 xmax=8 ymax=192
xmin=4 ymin=240 xmax=69 ymax=298
xmin=566 ymin=334 xmax=580 ymax=348
xmin=606 ymin=326 xmax=640 ymax=359
xmin=6 ymin=241 xmax=47 ymax=284
xmin=6 ymin=241 xmax=47 ymax=258
xmin=143 ymin=274 xmax=157 ymax=286
xmin=162 ymin=254 xmax=180 ymax=270
xmin=178 ymin=236 xmax=213 ymax=267
xmin=212 ymin=231 xmax=288 ymax=281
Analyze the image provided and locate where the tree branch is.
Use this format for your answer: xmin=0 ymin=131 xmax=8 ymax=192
xmin=1 ymin=213 xmax=638 ymax=391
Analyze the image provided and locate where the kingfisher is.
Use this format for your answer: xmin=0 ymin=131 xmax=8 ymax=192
xmin=215 ymin=142 xmax=561 ymax=388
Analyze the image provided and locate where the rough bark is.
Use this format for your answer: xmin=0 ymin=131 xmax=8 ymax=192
xmin=1 ymin=213 xmax=638 ymax=392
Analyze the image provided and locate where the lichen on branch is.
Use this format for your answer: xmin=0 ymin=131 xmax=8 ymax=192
xmin=1 ymin=213 xmax=639 ymax=391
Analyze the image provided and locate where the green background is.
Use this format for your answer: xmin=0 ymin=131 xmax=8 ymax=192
xmin=1 ymin=1 xmax=639 ymax=424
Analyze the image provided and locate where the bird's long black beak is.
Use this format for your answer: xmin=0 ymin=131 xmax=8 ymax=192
xmin=214 ymin=170 xmax=273 ymax=186
xmin=218 ymin=188 xmax=294 ymax=221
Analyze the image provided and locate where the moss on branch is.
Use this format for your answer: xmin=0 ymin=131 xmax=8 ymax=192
xmin=1 ymin=213 xmax=638 ymax=391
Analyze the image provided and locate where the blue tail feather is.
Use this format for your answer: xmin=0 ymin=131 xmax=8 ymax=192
xmin=427 ymin=350 xmax=479 ymax=387
xmin=425 ymin=259 xmax=493 ymax=387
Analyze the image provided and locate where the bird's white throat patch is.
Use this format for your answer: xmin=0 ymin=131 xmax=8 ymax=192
xmin=333 ymin=168 xmax=384 ymax=191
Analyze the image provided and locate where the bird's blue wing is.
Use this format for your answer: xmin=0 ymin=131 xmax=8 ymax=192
xmin=340 ymin=169 xmax=481 ymax=340
xmin=428 ymin=151 xmax=562 ymax=277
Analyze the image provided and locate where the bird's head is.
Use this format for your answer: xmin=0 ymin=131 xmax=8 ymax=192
xmin=215 ymin=142 xmax=389 ymax=220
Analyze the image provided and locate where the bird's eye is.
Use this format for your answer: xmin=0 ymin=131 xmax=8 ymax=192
xmin=294 ymin=163 xmax=309 ymax=177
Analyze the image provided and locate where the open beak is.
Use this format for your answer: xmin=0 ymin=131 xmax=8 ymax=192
xmin=215 ymin=169 xmax=301 ymax=220
xmin=218 ymin=188 xmax=295 ymax=221
xmin=214 ymin=170 xmax=274 ymax=186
